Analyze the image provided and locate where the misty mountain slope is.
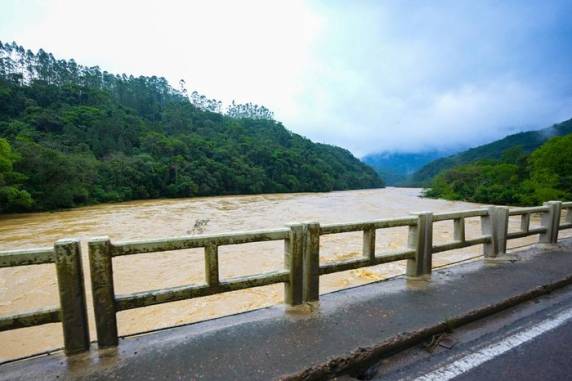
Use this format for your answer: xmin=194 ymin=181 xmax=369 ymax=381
xmin=362 ymin=151 xmax=449 ymax=185
xmin=411 ymin=118 xmax=572 ymax=186
xmin=0 ymin=42 xmax=383 ymax=213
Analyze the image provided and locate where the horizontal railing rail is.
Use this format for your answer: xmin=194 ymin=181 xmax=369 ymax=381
xmin=110 ymin=228 xmax=290 ymax=257
xmin=318 ymin=250 xmax=415 ymax=276
xmin=432 ymin=208 xmax=489 ymax=221
xmin=2 ymin=200 xmax=571 ymax=356
xmin=432 ymin=236 xmax=492 ymax=253
xmin=0 ymin=240 xmax=89 ymax=355
xmin=318 ymin=216 xmax=418 ymax=235
xmin=0 ymin=247 xmax=54 ymax=268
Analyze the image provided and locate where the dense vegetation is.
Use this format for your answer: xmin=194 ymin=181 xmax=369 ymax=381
xmin=362 ymin=151 xmax=449 ymax=186
xmin=412 ymin=118 xmax=572 ymax=186
xmin=0 ymin=42 xmax=382 ymax=213
xmin=425 ymin=135 xmax=572 ymax=205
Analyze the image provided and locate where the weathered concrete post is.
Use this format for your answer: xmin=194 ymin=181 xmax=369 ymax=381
xmin=540 ymin=201 xmax=562 ymax=244
xmin=204 ymin=244 xmax=219 ymax=287
xmin=285 ymin=224 xmax=304 ymax=306
xmin=54 ymin=238 xmax=90 ymax=354
xmin=481 ymin=210 xmax=493 ymax=256
xmin=303 ymin=222 xmax=320 ymax=303
xmin=481 ymin=206 xmax=508 ymax=258
xmin=407 ymin=212 xmax=433 ymax=278
xmin=567 ymin=206 xmax=572 ymax=224
xmin=520 ymin=213 xmax=531 ymax=233
xmin=453 ymin=217 xmax=465 ymax=242
xmin=362 ymin=227 xmax=376 ymax=262
xmin=495 ymin=206 xmax=509 ymax=256
xmin=88 ymin=237 xmax=118 ymax=347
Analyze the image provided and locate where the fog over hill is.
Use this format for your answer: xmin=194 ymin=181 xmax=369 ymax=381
xmin=362 ymin=151 xmax=453 ymax=186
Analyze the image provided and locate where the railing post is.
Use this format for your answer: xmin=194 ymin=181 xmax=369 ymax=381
xmin=481 ymin=206 xmax=508 ymax=258
xmin=520 ymin=213 xmax=531 ymax=233
xmin=540 ymin=201 xmax=562 ymax=244
xmin=453 ymin=217 xmax=465 ymax=242
xmin=88 ymin=237 xmax=118 ymax=347
xmin=407 ymin=212 xmax=433 ymax=278
xmin=285 ymin=224 xmax=304 ymax=306
xmin=303 ymin=222 xmax=320 ymax=303
xmin=567 ymin=206 xmax=572 ymax=224
xmin=54 ymin=238 xmax=90 ymax=355
xmin=481 ymin=209 xmax=493 ymax=256
xmin=362 ymin=227 xmax=376 ymax=262
xmin=496 ymin=206 xmax=509 ymax=255
xmin=204 ymin=244 xmax=219 ymax=287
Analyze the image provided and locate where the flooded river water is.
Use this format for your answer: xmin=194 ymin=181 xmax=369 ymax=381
xmin=0 ymin=188 xmax=565 ymax=361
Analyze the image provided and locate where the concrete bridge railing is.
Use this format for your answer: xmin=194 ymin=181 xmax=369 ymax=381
xmin=0 ymin=201 xmax=571 ymax=355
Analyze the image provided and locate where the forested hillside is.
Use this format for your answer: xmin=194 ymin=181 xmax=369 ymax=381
xmin=412 ymin=118 xmax=572 ymax=185
xmin=425 ymin=134 xmax=572 ymax=205
xmin=0 ymin=42 xmax=383 ymax=213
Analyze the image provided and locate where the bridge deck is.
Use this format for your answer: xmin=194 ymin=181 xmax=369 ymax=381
xmin=2 ymin=239 xmax=572 ymax=380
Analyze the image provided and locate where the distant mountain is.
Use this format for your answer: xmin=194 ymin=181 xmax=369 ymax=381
xmin=362 ymin=151 xmax=451 ymax=185
xmin=411 ymin=118 xmax=572 ymax=186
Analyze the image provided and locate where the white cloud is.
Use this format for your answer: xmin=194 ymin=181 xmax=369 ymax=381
xmin=1 ymin=0 xmax=571 ymax=156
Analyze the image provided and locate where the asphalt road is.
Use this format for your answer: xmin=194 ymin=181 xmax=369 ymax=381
xmin=352 ymin=284 xmax=572 ymax=381
xmin=450 ymin=318 xmax=572 ymax=381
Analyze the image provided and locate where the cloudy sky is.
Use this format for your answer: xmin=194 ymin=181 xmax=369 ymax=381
xmin=1 ymin=0 xmax=572 ymax=156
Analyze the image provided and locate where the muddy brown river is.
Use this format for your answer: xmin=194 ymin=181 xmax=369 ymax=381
xmin=0 ymin=188 xmax=567 ymax=361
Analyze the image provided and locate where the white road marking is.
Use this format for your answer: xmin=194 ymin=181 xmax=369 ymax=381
xmin=413 ymin=307 xmax=572 ymax=381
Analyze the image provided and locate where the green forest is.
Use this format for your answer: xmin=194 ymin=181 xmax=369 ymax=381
xmin=412 ymin=118 xmax=572 ymax=186
xmin=425 ymin=133 xmax=572 ymax=205
xmin=0 ymin=42 xmax=383 ymax=213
